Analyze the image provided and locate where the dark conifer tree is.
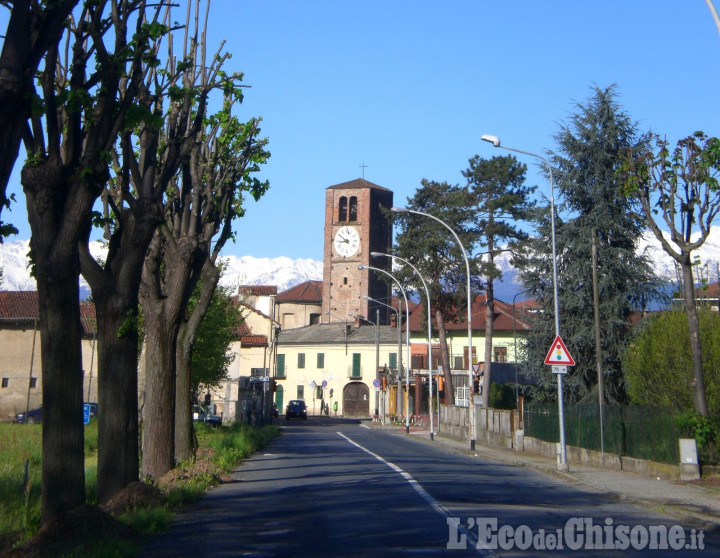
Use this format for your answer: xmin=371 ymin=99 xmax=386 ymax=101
xmin=517 ymin=85 xmax=665 ymax=404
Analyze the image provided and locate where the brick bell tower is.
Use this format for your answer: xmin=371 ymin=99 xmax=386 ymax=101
xmin=322 ymin=178 xmax=393 ymax=324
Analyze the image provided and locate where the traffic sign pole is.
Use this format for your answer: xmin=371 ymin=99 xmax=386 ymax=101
xmin=544 ymin=336 xmax=574 ymax=471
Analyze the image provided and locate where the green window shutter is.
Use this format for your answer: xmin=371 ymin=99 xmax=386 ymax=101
xmin=298 ymin=353 xmax=305 ymax=368
xmin=317 ymin=353 xmax=324 ymax=368
xmin=352 ymin=353 xmax=361 ymax=378
xmin=389 ymin=353 xmax=397 ymax=369
xmin=277 ymin=354 xmax=285 ymax=378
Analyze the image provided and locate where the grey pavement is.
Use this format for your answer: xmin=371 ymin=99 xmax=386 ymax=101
xmin=379 ymin=423 xmax=720 ymax=533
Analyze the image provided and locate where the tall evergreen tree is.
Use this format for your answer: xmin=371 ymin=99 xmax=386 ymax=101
xmin=517 ymin=85 xmax=664 ymax=404
xmin=463 ymin=155 xmax=534 ymax=406
xmin=392 ymin=179 xmax=482 ymax=404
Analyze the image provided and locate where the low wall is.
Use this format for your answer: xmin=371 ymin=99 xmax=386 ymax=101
xmin=438 ymin=404 xmax=469 ymax=441
xmin=439 ymin=403 xmax=682 ymax=480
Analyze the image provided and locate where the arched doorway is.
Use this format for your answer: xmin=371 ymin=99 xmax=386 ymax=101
xmin=343 ymin=382 xmax=370 ymax=418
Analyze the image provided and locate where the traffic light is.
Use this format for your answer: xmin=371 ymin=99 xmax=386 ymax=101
xmin=382 ymin=376 xmax=387 ymax=391
xmin=437 ymin=376 xmax=444 ymax=392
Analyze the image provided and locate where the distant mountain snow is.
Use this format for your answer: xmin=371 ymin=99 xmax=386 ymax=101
xmin=0 ymin=239 xmax=323 ymax=294
xmin=2 ymin=227 xmax=720 ymax=296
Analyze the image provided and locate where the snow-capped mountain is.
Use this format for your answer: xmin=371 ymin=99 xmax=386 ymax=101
xmin=2 ymin=227 xmax=720 ymax=297
xmin=0 ymin=239 xmax=323 ymax=295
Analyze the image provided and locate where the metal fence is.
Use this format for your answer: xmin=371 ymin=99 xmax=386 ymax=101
xmin=524 ymin=404 xmax=679 ymax=464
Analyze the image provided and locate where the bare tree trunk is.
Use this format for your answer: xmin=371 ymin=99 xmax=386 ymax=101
xmin=80 ymin=202 xmax=161 ymax=502
xmin=94 ymin=298 xmax=139 ymax=502
xmin=482 ymin=276 xmax=494 ymax=407
xmin=141 ymin=298 xmax=178 ymax=479
xmin=681 ymin=259 xmax=709 ymax=417
xmin=435 ymin=309 xmax=454 ymax=405
xmin=24 ymin=162 xmax=92 ymax=523
xmin=175 ymin=264 xmax=220 ymax=461
xmin=37 ymin=272 xmax=86 ymax=522
xmin=175 ymin=321 xmax=194 ymax=462
xmin=141 ymin=236 xmax=201 ymax=479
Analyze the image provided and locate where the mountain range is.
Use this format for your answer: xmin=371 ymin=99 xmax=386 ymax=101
xmin=2 ymin=228 xmax=720 ymax=300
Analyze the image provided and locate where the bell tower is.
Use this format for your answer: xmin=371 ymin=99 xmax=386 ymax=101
xmin=322 ymin=178 xmax=393 ymax=324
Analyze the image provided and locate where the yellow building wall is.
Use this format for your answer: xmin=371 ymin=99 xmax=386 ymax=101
xmin=276 ymin=341 xmax=396 ymax=417
xmin=0 ymin=327 xmax=99 ymax=421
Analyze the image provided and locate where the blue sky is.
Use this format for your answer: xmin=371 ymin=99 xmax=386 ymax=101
xmin=3 ymin=1 xmax=720 ymax=261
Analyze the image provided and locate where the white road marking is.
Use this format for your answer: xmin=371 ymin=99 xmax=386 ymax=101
xmin=337 ymin=431 xmax=494 ymax=556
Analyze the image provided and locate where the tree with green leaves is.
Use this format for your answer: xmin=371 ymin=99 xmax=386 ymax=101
xmin=517 ymin=85 xmax=663 ymax=405
xmin=20 ymin=0 xmax=157 ymax=523
xmin=623 ymin=309 xmax=720 ymax=415
xmin=621 ymin=131 xmax=720 ymax=417
xmin=463 ymin=154 xmax=534 ymax=406
xmin=140 ymin=95 xmax=269 ymax=478
xmin=78 ymin=0 xmax=241 ymax=503
xmin=189 ymin=284 xmax=241 ymax=394
xmin=392 ymin=179 xmax=482 ymax=405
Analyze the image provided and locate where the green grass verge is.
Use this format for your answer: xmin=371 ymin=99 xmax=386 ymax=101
xmin=0 ymin=420 xmax=279 ymax=556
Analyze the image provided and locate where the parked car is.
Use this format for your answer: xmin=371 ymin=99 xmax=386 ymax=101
xmin=192 ymin=405 xmax=222 ymax=427
xmin=85 ymin=402 xmax=99 ymax=420
xmin=14 ymin=406 xmax=42 ymax=424
xmin=272 ymin=402 xmax=279 ymax=418
xmin=285 ymin=399 xmax=307 ymax=420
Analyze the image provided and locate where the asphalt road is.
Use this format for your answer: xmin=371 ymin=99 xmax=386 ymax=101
xmin=139 ymin=417 xmax=720 ymax=557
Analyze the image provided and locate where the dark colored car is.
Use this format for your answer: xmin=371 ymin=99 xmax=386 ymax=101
xmin=272 ymin=402 xmax=279 ymax=418
xmin=193 ymin=405 xmax=222 ymax=427
xmin=85 ymin=402 xmax=99 ymax=420
xmin=285 ymin=399 xmax=307 ymax=420
xmin=14 ymin=406 xmax=42 ymax=424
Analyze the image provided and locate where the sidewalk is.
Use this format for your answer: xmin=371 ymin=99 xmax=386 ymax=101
xmin=381 ymin=424 xmax=720 ymax=532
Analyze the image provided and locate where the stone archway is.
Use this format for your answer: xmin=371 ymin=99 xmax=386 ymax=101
xmin=343 ymin=382 xmax=370 ymax=418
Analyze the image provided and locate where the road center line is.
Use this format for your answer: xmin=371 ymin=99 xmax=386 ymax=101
xmin=337 ymin=431 xmax=494 ymax=556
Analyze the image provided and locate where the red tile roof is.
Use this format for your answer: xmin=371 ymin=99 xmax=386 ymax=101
xmin=276 ymin=280 xmax=323 ymax=303
xmin=239 ymin=285 xmax=277 ymax=296
xmin=0 ymin=291 xmax=97 ymax=336
xmin=407 ymin=294 xmax=532 ymax=334
xmin=240 ymin=334 xmax=268 ymax=347
xmin=0 ymin=291 xmax=39 ymax=320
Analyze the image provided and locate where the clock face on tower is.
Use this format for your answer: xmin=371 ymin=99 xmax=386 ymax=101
xmin=333 ymin=225 xmax=360 ymax=257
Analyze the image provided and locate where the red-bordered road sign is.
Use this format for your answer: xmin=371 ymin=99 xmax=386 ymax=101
xmin=544 ymin=336 xmax=575 ymax=366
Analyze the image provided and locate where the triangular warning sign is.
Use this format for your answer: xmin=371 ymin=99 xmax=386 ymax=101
xmin=544 ymin=335 xmax=575 ymax=366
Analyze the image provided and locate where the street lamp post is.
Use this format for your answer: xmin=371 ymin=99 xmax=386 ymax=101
xmin=391 ymin=207 xmax=476 ymax=451
xmin=371 ymin=252 xmax=436 ymax=440
xmin=359 ymin=265 xmax=412 ymax=434
xmin=363 ymin=295 xmax=402 ymax=423
xmin=481 ymin=133 xmax=568 ymax=471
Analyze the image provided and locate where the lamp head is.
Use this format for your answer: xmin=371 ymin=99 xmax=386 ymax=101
xmin=358 ymin=265 xmax=366 ymax=270
xmin=390 ymin=206 xmax=407 ymax=213
xmin=370 ymin=251 xmax=386 ymax=259
xmin=481 ymin=134 xmax=501 ymax=147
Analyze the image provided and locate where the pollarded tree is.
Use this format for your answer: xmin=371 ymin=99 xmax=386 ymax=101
xmin=622 ymin=131 xmax=720 ymax=417
xmin=0 ymin=0 xmax=79 ymax=238
xmin=392 ymin=180 xmax=482 ymax=405
xmin=20 ymin=0 xmax=156 ymax=523
xmin=78 ymin=0 xmax=241 ymax=503
xmin=517 ymin=85 xmax=664 ymax=404
xmin=463 ymin=154 xmax=534 ymax=406
xmin=140 ymin=99 xmax=269 ymax=477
